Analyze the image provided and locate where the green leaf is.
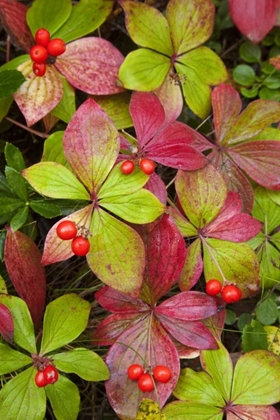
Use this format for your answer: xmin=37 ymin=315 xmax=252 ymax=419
xmin=118 ymin=49 xmax=170 ymax=91
xmin=45 ymin=375 xmax=80 ymax=420
xmin=51 ymin=76 xmax=75 ymax=123
xmin=0 ymin=367 xmax=46 ymax=420
xmin=239 ymin=41 xmax=261 ymax=63
xmin=256 ymin=297 xmax=279 ymax=325
xmin=53 ymin=0 xmax=114 ymax=44
xmin=41 ymin=131 xmax=67 ymax=166
xmin=175 ymin=165 xmax=227 ymax=228
xmin=267 ymin=189 xmax=280 ymax=206
xmin=120 ymin=0 xmax=173 ymax=55
xmin=92 ymin=92 xmax=133 ymax=130
xmin=163 ymin=401 xmax=223 ymax=419
xmin=0 ymin=70 xmax=25 ymax=98
xmin=0 ymin=294 xmax=36 ymax=353
xmin=178 ymin=238 xmax=202 ymax=291
xmin=225 ymin=309 xmax=237 ymax=325
xmin=231 ymin=350 xmax=280 ymax=405
xmin=53 ymin=348 xmax=109 ymax=381
xmin=259 ymin=86 xmax=280 ymax=100
xmin=200 ymin=340 xmax=233 ymax=402
xmin=22 ymin=162 xmax=90 ymax=200
xmin=10 ymin=206 xmax=29 ymax=231
xmin=233 ymin=64 xmax=256 ymax=87
xmin=5 ymin=143 xmax=26 ymax=171
xmin=258 ymin=241 xmax=280 ymax=289
xmin=173 ymin=368 xmax=224 ymax=406
xmin=40 ymin=294 xmax=90 ymax=355
xmin=5 ymin=167 xmax=28 ymax=201
xmin=263 ymin=75 xmax=280 ymax=89
xmin=26 ymin=0 xmax=72 ymax=36
xmin=87 ymin=208 xmax=145 ymax=297
xmin=252 ymin=187 xmax=280 ymax=233
xmin=0 ymin=171 xmax=13 ymax=194
xmin=242 ymin=320 xmax=268 ymax=352
xmin=167 ymin=208 xmax=198 ymax=237
xmin=0 ymin=274 xmax=7 ymax=293
xmin=0 ymin=343 xmax=32 ymax=374
xmin=0 ymin=96 xmax=13 ymax=123
xmin=29 ymin=200 xmax=61 ymax=218
xmin=240 ymin=84 xmax=259 ymax=99
xmin=0 ymin=197 xmax=25 ymax=222
xmin=238 ymin=313 xmax=252 ymax=331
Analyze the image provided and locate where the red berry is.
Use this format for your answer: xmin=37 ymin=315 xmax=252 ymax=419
xmin=30 ymin=45 xmax=48 ymax=63
xmin=35 ymin=28 xmax=50 ymax=47
xmin=56 ymin=220 xmax=77 ymax=240
xmin=47 ymin=38 xmax=66 ymax=57
xmin=32 ymin=62 xmax=46 ymax=77
xmin=222 ymin=284 xmax=242 ymax=304
xmin=35 ymin=370 xmax=48 ymax=387
xmin=153 ymin=365 xmax=172 ymax=383
xmin=138 ymin=373 xmax=154 ymax=392
xmin=140 ymin=158 xmax=156 ymax=175
xmin=127 ymin=364 xmax=144 ymax=381
xmin=71 ymin=236 xmax=90 ymax=256
xmin=43 ymin=365 xmax=59 ymax=384
xmin=121 ymin=160 xmax=135 ymax=175
xmin=206 ymin=279 xmax=223 ymax=296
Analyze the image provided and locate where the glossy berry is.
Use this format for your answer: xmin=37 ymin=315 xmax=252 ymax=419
xmin=33 ymin=62 xmax=47 ymax=77
xmin=43 ymin=365 xmax=59 ymax=384
xmin=56 ymin=220 xmax=77 ymax=240
xmin=71 ymin=236 xmax=90 ymax=257
xmin=47 ymin=38 xmax=66 ymax=57
xmin=153 ymin=365 xmax=172 ymax=383
xmin=30 ymin=45 xmax=48 ymax=63
xmin=121 ymin=160 xmax=135 ymax=175
xmin=127 ymin=364 xmax=144 ymax=381
xmin=222 ymin=284 xmax=242 ymax=304
xmin=140 ymin=158 xmax=156 ymax=175
xmin=206 ymin=279 xmax=223 ymax=296
xmin=138 ymin=373 xmax=154 ymax=392
xmin=35 ymin=370 xmax=48 ymax=387
xmin=35 ymin=28 xmax=50 ymax=47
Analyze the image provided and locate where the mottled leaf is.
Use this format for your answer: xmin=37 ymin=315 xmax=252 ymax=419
xmin=178 ymin=238 xmax=203 ymax=291
xmin=136 ymin=399 xmax=166 ymax=420
xmin=228 ymin=405 xmax=280 ymax=420
xmin=93 ymin=312 xmax=140 ymax=346
xmin=95 ymin=285 xmax=149 ymax=313
xmin=0 ymin=302 xmax=14 ymax=343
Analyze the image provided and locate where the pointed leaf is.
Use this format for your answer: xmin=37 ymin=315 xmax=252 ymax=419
xmin=5 ymin=142 xmax=26 ymax=171
xmin=231 ymin=350 xmax=280 ymax=404
xmin=45 ymin=375 xmax=80 ymax=420
xmin=145 ymin=172 xmax=167 ymax=204
xmin=51 ymin=75 xmax=75 ymax=123
xmin=55 ymin=37 xmax=124 ymax=95
xmin=178 ymin=238 xmax=203 ymax=291
xmin=22 ymin=162 xmax=90 ymax=200
xmin=53 ymin=348 xmax=109 ymax=381
xmin=228 ymin=405 xmax=280 ymax=420
xmin=4 ymin=228 xmax=46 ymax=330
xmin=228 ymin=140 xmax=280 ymax=190
xmin=0 ymin=70 xmax=25 ymax=98
xmin=167 ymin=0 xmax=215 ymax=54
xmin=0 ymin=294 xmax=36 ymax=353
xmin=87 ymin=208 xmax=145 ymax=297
xmin=118 ymin=49 xmax=170 ymax=91
xmin=162 ymin=401 xmax=223 ymax=419
xmin=14 ymin=61 xmax=63 ymax=127
xmin=252 ymin=186 xmax=280 ymax=233
xmin=0 ymin=302 xmax=14 ymax=343
xmin=63 ymin=98 xmax=120 ymax=193
xmin=0 ymin=343 xmax=32 ymax=374
xmin=168 ymin=208 xmax=198 ymax=237
xmin=153 ymin=72 xmax=183 ymax=125
xmin=95 ymin=286 xmax=149 ymax=313
xmin=0 ymin=367 xmax=46 ymax=420
xmin=105 ymin=317 xmax=180 ymax=419
xmin=92 ymin=92 xmax=133 ymax=130
xmin=40 ymin=294 xmax=90 ymax=355
xmin=175 ymin=165 xmax=227 ymax=228
xmin=5 ymin=166 xmax=28 ymax=201
xmin=119 ymin=0 xmax=173 ymax=56
xmin=41 ymin=131 xmax=66 ymax=165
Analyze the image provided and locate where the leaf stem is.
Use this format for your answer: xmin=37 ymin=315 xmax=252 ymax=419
xmin=5 ymin=117 xmax=49 ymax=139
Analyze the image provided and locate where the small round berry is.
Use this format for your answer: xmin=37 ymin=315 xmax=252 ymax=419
xmin=47 ymin=38 xmax=66 ymax=57
xmin=206 ymin=279 xmax=223 ymax=296
xmin=127 ymin=364 xmax=144 ymax=381
xmin=56 ymin=220 xmax=77 ymax=240
xmin=30 ymin=45 xmax=48 ymax=63
xmin=43 ymin=365 xmax=59 ymax=384
xmin=71 ymin=236 xmax=90 ymax=257
xmin=140 ymin=158 xmax=156 ymax=175
xmin=35 ymin=28 xmax=50 ymax=47
xmin=153 ymin=365 xmax=172 ymax=383
xmin=32 ymin=62 xmax=47 ymax=77
xmin=138 ymin=373 xmax=154 ymax=392
xmin=35 ymin=370 xmax=48 ymax=387
xmin=222 ymin=284 xmax=242 ymax=304
xmin=121 ymin=160 xmax=135 ymax=175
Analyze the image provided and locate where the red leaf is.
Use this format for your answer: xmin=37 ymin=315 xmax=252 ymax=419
xmin=0 ymin=0 xmax=34 ymax=52
xmin=228 ymin=405 xmax=280 ymax=420
xmin=55 ymin=37 xmax=125 ymax=95
xmin=178 ymin=238 xmax=203 ymax=291
xmin=144 ymin=172 xmax=167 ymax=204
xmin=95 ymin=286 xmax=149 ymax=313
xmin=4 ymin=228 xmax=46 ymax=330
xmin=0 ymin=302 xmax=14 ymax=344
xmin=229 ymin=0 xmax=279 ymax=43
xmin=105 ymin=317 xmax=180 ymax=419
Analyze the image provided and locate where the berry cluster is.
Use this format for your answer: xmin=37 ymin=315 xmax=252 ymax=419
xmin=121 ymin=158 xmax=156 ymax=176
xmin=56 ymin=220 xmax=90 ymax=257
xmin=35 ymin=365 xmax=59 ymax=388
xmin=30 ymin=28 xmax=66 ymax=77
xmin=206 ymin=279 xmax=242 ymax=303
xmin=127 ymin=364 xmax=172 ymax=392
